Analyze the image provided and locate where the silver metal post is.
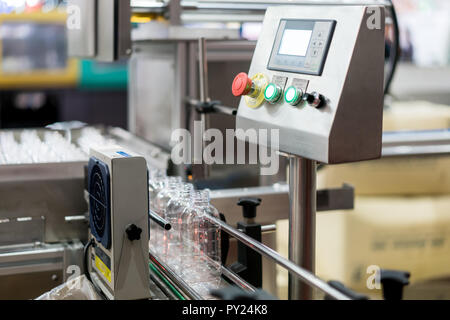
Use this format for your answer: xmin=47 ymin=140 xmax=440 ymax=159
xmin=168 ymin=0 xmax=181 ymax=26
xmin=196 ymin=37 xmax=210 ymax=178
xmin=288 ymin=156 xmax=316 ymax=300
xmin=198 ymin=38 xmax=209 ymax=104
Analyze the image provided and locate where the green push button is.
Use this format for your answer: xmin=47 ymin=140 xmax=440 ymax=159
xmin=264 ymin=83 xmax=282 ymax=103
xmin=285 ymin=86 xmax=303 ymax=106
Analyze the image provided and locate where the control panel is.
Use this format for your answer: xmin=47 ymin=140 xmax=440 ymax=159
xmin=268 ymin=19 xmax=335 ymax=76
xmin=234 ymin=6 xmax=385 ymax=164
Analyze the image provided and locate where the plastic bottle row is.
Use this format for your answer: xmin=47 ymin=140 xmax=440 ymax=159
xmin=148 ymin=169 xmax=222 ymax=297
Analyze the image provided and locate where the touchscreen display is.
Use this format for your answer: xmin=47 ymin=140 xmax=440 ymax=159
xmin=278 ymin=29 xmax=312 ymax=57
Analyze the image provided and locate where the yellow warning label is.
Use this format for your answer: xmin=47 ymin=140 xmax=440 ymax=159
xmin=95 ymin=256 xmax=111 ymax=283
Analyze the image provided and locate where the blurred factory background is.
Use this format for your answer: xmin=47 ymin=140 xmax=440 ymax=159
xmin=0 ymin=0 xmax=449 ymax=131
xmin=0 ymin=0 xmax=449 ymax=300
xmin=0 ymin=0 xmax=128 ymax=129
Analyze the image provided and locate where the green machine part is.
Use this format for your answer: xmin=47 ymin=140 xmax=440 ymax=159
xmin=79 ymin=60 xmax=128 ymax=90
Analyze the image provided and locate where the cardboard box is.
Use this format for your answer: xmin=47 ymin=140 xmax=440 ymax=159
xmin=276 ymin=195 xmax=450 ymax=299
xmin=317 ymin=155 xmax=450 ymax=196
xmin=383 ymin=101 xmax=450 ymax=131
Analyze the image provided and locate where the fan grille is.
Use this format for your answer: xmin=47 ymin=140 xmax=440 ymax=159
xmin=90 ymin=165 xmax=107 ymax=238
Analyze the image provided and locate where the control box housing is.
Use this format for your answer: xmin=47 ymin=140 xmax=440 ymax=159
xmin=236 ymin=5 xmax=385 ymax=164
xmin=88 ymin=147 xmax=150 ymax=300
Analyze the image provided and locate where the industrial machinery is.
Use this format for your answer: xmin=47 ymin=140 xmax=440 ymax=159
xmin=235 ymin=5 xmax=385 ymax=163
xmin=4 ymin=0 xmax=450 ymax=302
xmin=0 ymin=126 xmax=167 ymax=300
xmin=130 ymin=2 xmax=384 ymax=300
xmin=86 ymin=147 xmax=151 ymax=300
xmin=40 ymin=1 xmax=384 ymax=300
xmin=233 ymin=5 xmax=385 ymax=299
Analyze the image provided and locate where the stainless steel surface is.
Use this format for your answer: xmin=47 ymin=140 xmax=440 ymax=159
xmin=131 ymin=0 xmax=391 ymax=23
xmin=382 ymin=130 xmax=450 ymax=157
xmin=206 ymin=215 xmax=350 ymax=300
xmin=97 ymin=0 xmax=131 ymax=61
xmin=288 ymin=157 xmax=316 ymax=300
xmin=64 ymin=215 xmax=88 ymax=223
xmin=129 ymin=41 xmax=184 ymax=152
xmin=0 ymin=127 xmax=168 ymax=245
xmin=236 ymin=5 xmax=385 ymax=163
xmin=70 ymin=0 xmax=131 ymax=62
xmin=193 ymin=37 xmax=211 ymax=179
xmin=129 ymin=40 xmax=255 ymax=152
xmin=0 ymin=245 xmax=64 ymax=277
xmin=210 ymin=183 xmax=354 ymax=226
xmin=129 ymin=39 xmax=283 ymax=187
xmin=169 ymin=0 xmax=182 ymax=25
xmin=261 ymin=224 xmax=277 ymax=233
xmin=150 ymin=209 xmax=172 ymax=230
xmin=0 ymin=175 xmax=87 ymax=244
xmin=0 ymin=217 xmax=45 ymax=246
xmin=186 ymin=98 xmax=238 ymax=116
xmin=198 ymin=38 xmax=210 ymax=104
xmin=0 ymin=241 xmax=83 ymax=299
xmin=0 ymin=270 xmax=63 ymax=300
xmin=67 ymin=0 xmax=97 ymax=58
xmin=109 ymin=127 xmax=171 ymax=170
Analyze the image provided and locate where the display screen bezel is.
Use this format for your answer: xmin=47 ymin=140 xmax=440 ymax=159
xmin=267 ymin=19 xmax=336 ymax=76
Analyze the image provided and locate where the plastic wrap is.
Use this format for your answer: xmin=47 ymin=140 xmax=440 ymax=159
xmin=35 ymin=275 xmax=101 ymax=300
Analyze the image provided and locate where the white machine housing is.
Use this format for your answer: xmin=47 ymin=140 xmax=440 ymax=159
xmin=236 ymin=5 xmax=385 ymax=164
xmin=88 ymin=147 xmax=150 ymax=300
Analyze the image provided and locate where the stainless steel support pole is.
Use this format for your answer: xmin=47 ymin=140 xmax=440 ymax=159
xmin=197 ymin=37 xmax=210 ymax=178
xmin=169 ymin=0 xmax=181 ymax=25
xmin=198 ymin=38 xmax=209 ymax=104
xmin=288 ymin=156 xmax=316 ymax=300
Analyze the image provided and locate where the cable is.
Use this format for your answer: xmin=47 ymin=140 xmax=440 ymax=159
xmin=83 ymin=238 xmax=108 ymax=300
xmin=83 ymin=238 xmax=96 ymax=283
xmin=384 ymin=0 xmax=400 ymax=96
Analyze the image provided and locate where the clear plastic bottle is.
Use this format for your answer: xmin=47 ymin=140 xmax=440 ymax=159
xmin=149 ymin=168 xmax=167 ymax=209
xmin=154 ymin=176 xmax=183 ymax=254
xmin=181 ymin=190 xmax=222 ymax=287
xmin=154 ymin=176 xmax=183 ymax=214
xmin=163 ymin=182 xmax=194 ymax=269
xmin=148 ymin=169 xmax=167 ymax=252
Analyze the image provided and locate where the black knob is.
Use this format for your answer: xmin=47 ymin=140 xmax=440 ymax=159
xmin=302 ymin=92 xmax=325 ymax=108
xmin=126 ymin=224 xmax=142 ymax=241
xmin=237 ymin=198 xmax=261 ymax=219
xmin=380 ymin=269 xmax=410 ymax=300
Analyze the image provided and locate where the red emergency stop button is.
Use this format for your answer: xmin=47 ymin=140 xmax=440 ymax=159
xmin=232 ymin=72 xmax=253 ymax=97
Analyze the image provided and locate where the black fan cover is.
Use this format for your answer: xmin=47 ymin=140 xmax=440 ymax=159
xmin=88 ymin=157 xmax=111 ymax=249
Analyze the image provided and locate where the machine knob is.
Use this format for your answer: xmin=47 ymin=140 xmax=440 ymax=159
xmin=237 ymin=197 xmax=262 ymax=219
xmin=303 ymin=92 xmax=325 ymax=108
xmin=380 ymin=269 xmax=410 ymax=300
xmin=284 ymin=86 xmax=303 ymax=106
xmin=264 ymin=83 xmax=283 ymax=103
xmin=126 ymin=224 xmax=142 ymax=241
xmin=232 ymin=72 xmax=253 ymax=97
